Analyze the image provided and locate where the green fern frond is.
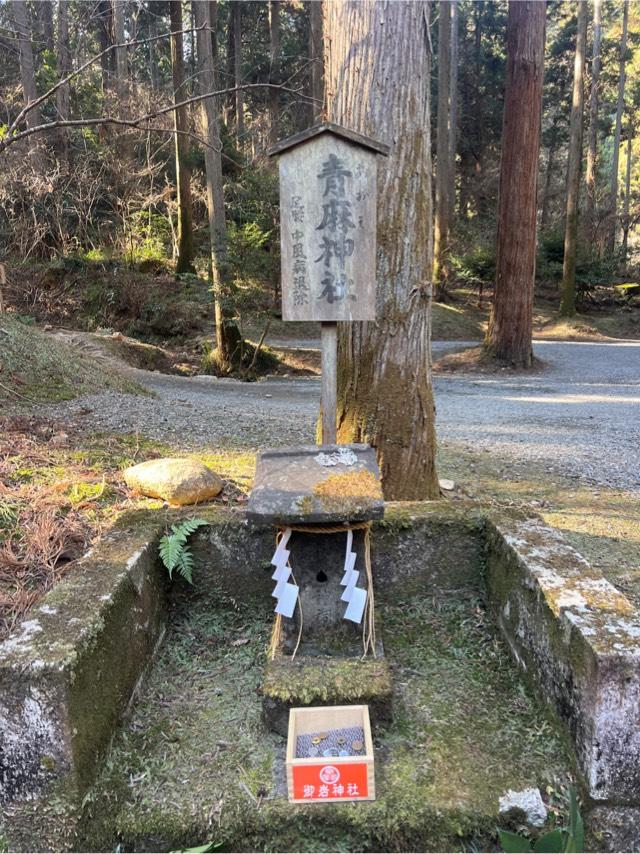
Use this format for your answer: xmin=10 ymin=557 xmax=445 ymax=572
xmin=175 ymin=549 xmax=194 ymax=584
xmin=159 ymin=533 xmax=182 ymax=575
xmin=158 ymin=518 xmax=207 ymax=583
xmin=178 ymin=517 xmax=208 ymax=537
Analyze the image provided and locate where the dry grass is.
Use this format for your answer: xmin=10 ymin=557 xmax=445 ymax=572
xmin=438 ymin=441 xmax=640 ymax=608
xmin=431 ymin=287 xmax=640 ymax=342
xmin=0 ymin=417 xmax=260 ymax=639
xmin=433 ymin=345 xmax=546 ymax=374
xmin=0 ymin=314 xmax=141 ymax=405
xmin=0 ymin=417 xmax=142 ymax=638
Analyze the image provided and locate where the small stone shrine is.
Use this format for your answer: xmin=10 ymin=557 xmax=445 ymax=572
xmin=249 ymin=124 xmax=392 ymax=735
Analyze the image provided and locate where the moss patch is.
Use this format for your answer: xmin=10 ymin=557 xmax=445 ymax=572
xmin=313 ymin=469 xmax=383 ymax=516
xmin=263 ymin=656 xmax=391 ymax=707
xmin=76 ymin=591 xmax=573 ymax=853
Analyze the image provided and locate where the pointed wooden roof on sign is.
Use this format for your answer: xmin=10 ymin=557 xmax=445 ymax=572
xmin=267 ymin=122 xmax=390 ymax=158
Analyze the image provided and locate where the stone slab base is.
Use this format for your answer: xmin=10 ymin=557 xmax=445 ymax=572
xmin=262 ymin=654 xmax=393 ymax=736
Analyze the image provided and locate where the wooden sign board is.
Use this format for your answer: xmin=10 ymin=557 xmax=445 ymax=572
xmin=272 ymin=125 xmax=388 ymax=322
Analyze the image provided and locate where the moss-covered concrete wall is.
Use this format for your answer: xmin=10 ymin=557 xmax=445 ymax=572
xmin=374 ymin=501 xmax=485 ymax=598
xmin=485 ymin=514 xmax=640 ymax=805
xmin=187 ymin=501 xmax=486 ymax=609
xmin=0 ymin=513 xmax=167 ymax=806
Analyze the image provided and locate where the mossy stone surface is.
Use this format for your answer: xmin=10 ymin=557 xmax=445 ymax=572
xmin=75 ymin=587 xmax=572 ymax=853
xmin=262 ymin=655 xmax=393 ymax=736
xmin=0 ymin=511 xmax=166 ymax=809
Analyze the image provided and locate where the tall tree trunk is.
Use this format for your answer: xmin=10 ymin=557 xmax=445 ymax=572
xmin=485 ymin=0 xmax=545 ymax=367
xmin=113 ymin=0 xmax=128 ymax=98
xmin=56 ymin=0 xmax=71 ymax=164
xmin=96 ymin=0 xmax=114 ymax=92
xmin=472 ymin=4 xmax=486 ymax=218
xmin=194 ymin=0 xmax=241 ymax=372
xmin=540 ymin=121 xmax=560 ymax=232
xmin=225 ymin=1 xmax=236 ymax=127
xmin=448 ymin=0 xmax=459 ymax=227
xmin=606 ymin=0 xmax=629 ymax=253
xmin=12 ymin=0 xmax=42 ymax=133
xmin=433 ymin=0 xmax=451 ymax=299
xmin=310 ymin=0 xmax=324 ymax=122
xmin=35 ymin=2 xmax=54 ymax=52
xmin=148 ymin=12 xmax=159 ymax=92
xmin=268 ymin=1 xmax=281 ymax=146
xmin=560 ymin=1 xmax=587 ymax=318
xmin=233 ymin=2 xmax=244 ymax=142
xmin=585 ymin=0 xmax=602 ymax=247
xmin=170 ymin=0 xmax=195 ymax=274
xmin=325 ymin=0 xmax=439 ymax=501
xmin=621 ymin=129 xmax=633 ymax=261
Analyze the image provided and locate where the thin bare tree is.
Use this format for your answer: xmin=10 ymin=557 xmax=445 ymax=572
xmin=585 ymin=0 xmax=602 ymax=246
xmin=310 ymin=0 xmax=324 ymax=122
xmin=12 ymin=0 xmax=42 ymax=137
xmin=170 ymin=0 xmax=195 ymax=274
xmin=448 ymin=0 xmax=459 ymax=230
xmin=56 ymin=0 xmax=71 ymax=164
xmin=560 ymin=0 xmax=588 ymax=317
xmin=606 ymin=0 xmax=629 ymax=252
xmin=433 ymin=0 xmax=451 ymax=299
xmin=194 ymin=0 xmax=242 ymax=371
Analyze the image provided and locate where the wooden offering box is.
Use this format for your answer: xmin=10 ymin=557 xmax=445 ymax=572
xmin=286 ymin=705 xmax=375 ymax=803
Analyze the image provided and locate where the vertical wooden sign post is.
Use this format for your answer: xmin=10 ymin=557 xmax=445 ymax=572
xmin=269 ymin=123 xmax=389 ymax=444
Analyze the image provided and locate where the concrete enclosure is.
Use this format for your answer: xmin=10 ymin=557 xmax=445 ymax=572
xmin=1 ymin=502 xmax=639 ymax=851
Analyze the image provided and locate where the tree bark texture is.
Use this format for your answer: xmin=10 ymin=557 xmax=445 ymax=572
xmin=194 ymin=0 xmax=241 ymax=370
xmin=448 ymin=0 xmax=459 ymax=229
xmin=148 ymin=13 xmax=159 ymax=91
xmin=585 ymin=0 xmax=602 ymax=246
xmin=540 ymin=122 xmax=559 ymax=233
xmin=170 ymin=0 xmax=195 ymax=274
xmin=194 ymin=0 xmax=227 ymax=356
xmin=268 ymin=1 xmax=281 ymax=146
xmin=606 ymin=0 xmax=629 ymax=253
xmin=96 ymin=0 xmax=114 ymax=92
xmin=113 ymin=0 xmax=128 ymax=97
xmin=485 ymin=0 xmax=545 ymax=367
xmin=433 ymin=0 xmax=451 ymax=297
xmin=56 ymin=0 xmax=71 ymax=163
xmin=324 ymin=0 xmax=439 ymax=501
xmin=12 ymin=0 xmax=41 ymax=132
xmin=233 ymin=2 xmax=244 ymax=141
xmin=560 ymin=0 xmax=587 ymax=318
xmin=310 ymin=0 xmax=324 ymax=122
xmin=35 ymin=2 xmax=54 ymax=52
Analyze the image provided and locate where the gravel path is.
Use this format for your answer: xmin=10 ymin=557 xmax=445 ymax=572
xmin=31 ymin=336 xmax=640 ymax=493
xmin=435 ymin=340 xmax=640 ymax=492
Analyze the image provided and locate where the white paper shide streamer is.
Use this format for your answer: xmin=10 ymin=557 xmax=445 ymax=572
xmin=339 ymin=529 xmax=368 ymax=624
xmin=270 ymin=527 xmax=298 ymax=618
xmin=270 ymin=526 xmax=368 ymax=625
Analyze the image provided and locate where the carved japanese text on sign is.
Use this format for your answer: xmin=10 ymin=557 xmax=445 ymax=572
xmin=292 ymin=762 xmax=369 ymax=801
xmin=279 ymin=135 xmax=378 ymax=321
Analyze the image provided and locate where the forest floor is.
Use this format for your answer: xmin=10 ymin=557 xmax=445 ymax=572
xmin=1 ymin=264 xmax=639 ymax=633
xmin=1 ymin=329 xmax=639 ymax=636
